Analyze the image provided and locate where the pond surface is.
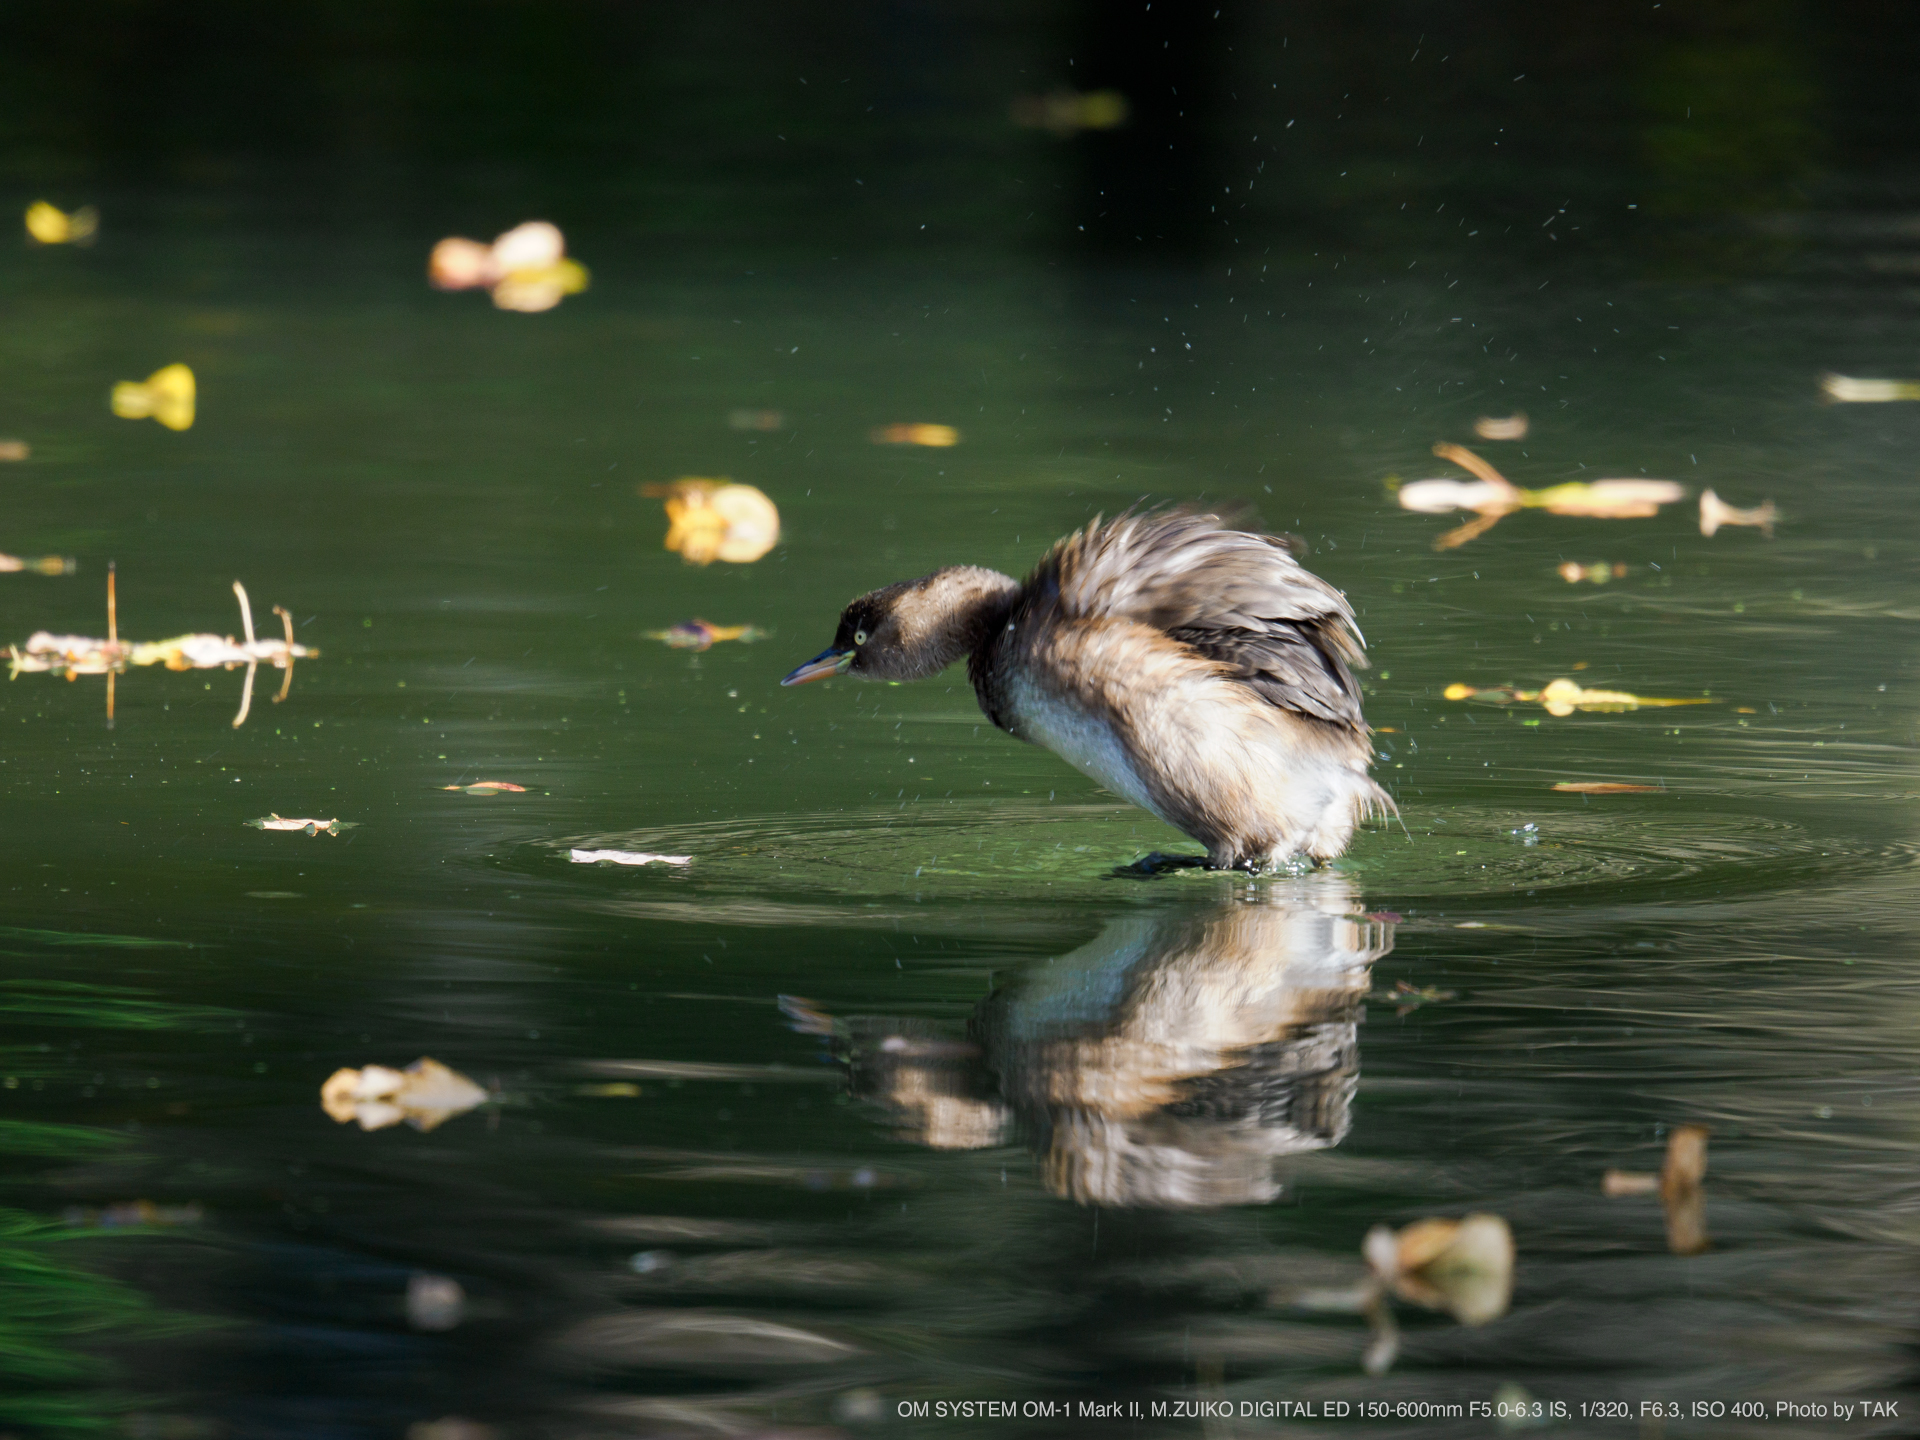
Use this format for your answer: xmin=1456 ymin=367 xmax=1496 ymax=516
xmin=4 ymin=20 xmax=1920 ymax=1437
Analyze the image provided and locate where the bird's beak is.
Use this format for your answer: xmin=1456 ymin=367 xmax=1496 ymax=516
xmin=781 ymin=646 xmax=854 ymax=686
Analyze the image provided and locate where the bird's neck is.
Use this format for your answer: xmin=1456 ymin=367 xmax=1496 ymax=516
xmin=910 ymin=566 xmax=1020 ymax=675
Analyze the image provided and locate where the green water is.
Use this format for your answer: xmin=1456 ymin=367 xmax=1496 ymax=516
xmin=3 ymin=11 xmax=1920 ymax=1436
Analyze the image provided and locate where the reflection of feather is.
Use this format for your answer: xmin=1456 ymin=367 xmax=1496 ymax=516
xmin=994 ymin=879 xmax=1395 ymax=1208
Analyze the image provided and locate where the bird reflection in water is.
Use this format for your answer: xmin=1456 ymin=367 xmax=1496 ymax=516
xmin=785 ymin=876 xmax=1395 ymax=1208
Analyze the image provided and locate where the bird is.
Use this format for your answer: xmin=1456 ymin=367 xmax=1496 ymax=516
xmin=781 ymin=510 xmax=1391 ymax=869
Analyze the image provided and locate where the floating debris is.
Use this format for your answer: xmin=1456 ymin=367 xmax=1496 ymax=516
xmin=440 ymin=780 xmax=527 ymax=794
xmin=1552 ymin=781 xmax=1665 ymax=794
xmin=1556 ymin=561 xmax=1628 ymax=584
xmin=1699 ymin=488 xmax=1777 ymax=538
xmin=778 ymin=994 xmax=837 ymax=1037
xmin=0 ymin=440 xmax=29 ymax=461
xmin=1368 ymin=979 xmax=1458 ymax=1016
xmin=643 ymin=478 xmax=780 ymax=565
xmin=569 ymin=849 xmax=692 ymax=867
xmin=726 ymin=408 xmax=785 ymax=431
xmin=1472 ymin=412 xmax=1528 ymax=441
xmin=247 ymin=815 xmax=359 ymax=837
xmin=321 ymin=1058 xmax=488 ymax=1133
xmin=63 ymin=1200 xmax=204 ymax=1229
xmin=407 ymin=1274 xmax=466 ymax=1331
xmin=0 ymin=552 xmax=71 ymax=575
xmin=1009 ymin=89 xmax=1129 ymax=136
xmin=8 ymin=580 xmax=320 ymax=727
xmin=1444 ymin=678 xmax=1718 ymax=717
xmin=869 ymin=423 xmax=959 ymax=447
xmin=1399 ymin=443 xmax=1684 ymax=549
xmin=428 ymin=220 xmax=589 ymax=313
xmin=25 ymin=200 xmax=97 ymax=245
xmin=111 ymin=363 xmax=195 ymax=431
xmin=10 ymin=633 xmax=128 ymax=676
xmin=1604 ymin=1123 xmax=1710 ymax=1255
xmin=645 ymin=618 xmax=769 ymax=651
xmin=1363 ymin=1213 xmax=1514 ymax=1326
xmin=408 ymin=1420 xmax=495 ymax=1440
xmin=1820 ymin=372 xmax=1920 ymax=403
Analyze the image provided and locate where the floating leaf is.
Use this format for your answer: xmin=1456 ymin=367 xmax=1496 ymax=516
xmin=112 ymin=363 xmax=195 ymax=431
xmin=321 ymin=1057 xmax=487 ymax=1133
xmin=0 ymin=552 xmax=72 ymax=576
xmin=24 ymin=200 xmax=97 ymax=245
xmin=1820 ymin=372 xmax=1920 ymax=403
xmin=1603 ymin=1124 xmax=1710 ymax=1255
xmin=727 ymin=408 xmax=785 ymax=431
xmin=1556 ymin=561 xmax=1628 ymax=583
xmin=1368 ymin=979 xmax=1458 ymax=1016
xmin=1009 ymin=89 xmax=1129 ymax=135
xmin=407 ymin=1273 xmax=466 ymax=1331
xmin=1525 ymin=478 xmax=1684 ymax=518
xmin=246 ymin=814 xmax=359 ymax=837
xmin=642 ymin=478 xmax=780 ymax=565
xmin=1699 ymin=488 xmax=1777 ymax=537
xmin=0 ymin=440 xmax=29 ymax=461
xmin=62 ymin=1200 xmax=204 ymax=1229
xmin=1363 ymin=1213 xmax=1514 ymax=1326
xmin=1396 ymin=477 xmax=1516 ymax=514
xmin=1444 ymin=678 xmax=1718 ymax=717
xmin=568 ymin=848 xmax=692 ymax=867
xmin=1472 ymin=412 xmax=1528 ymax=440
xmin=869 ymin=423 xmax=959 ymax=447
xmin=1401 ymin=444 xmax=1683 ymax=549
xmin=440 ymin=780 xmax=527 ymax=794
xmin=428 ymin=220 xmax=589 ymax=313
xmin=644 ymin=618 xmax=769 ymax=652
xmin=1552 ymin=781 xmax=1665 ymax=794
xmin=8 ymin=631 xmax=129 ymax=676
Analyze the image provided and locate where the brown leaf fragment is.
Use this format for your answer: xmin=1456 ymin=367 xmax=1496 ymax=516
xmin=1602 ymin=1124 xmax=1711 ymax=1254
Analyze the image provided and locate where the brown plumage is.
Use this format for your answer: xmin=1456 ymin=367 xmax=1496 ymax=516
xmin=783 ymin=510 xmax=1391 ymax=869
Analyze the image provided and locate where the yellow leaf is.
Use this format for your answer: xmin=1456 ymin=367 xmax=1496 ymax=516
xmin=111 ymin=364 xmax=196 ymax=431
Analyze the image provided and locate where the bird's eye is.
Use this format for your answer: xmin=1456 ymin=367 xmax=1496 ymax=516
xmin=853 ymin=629 xmax=869 ymax=645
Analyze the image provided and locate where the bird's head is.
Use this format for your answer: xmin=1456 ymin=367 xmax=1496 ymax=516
xmin=781 ymin=566 xmax=1018 ymax=687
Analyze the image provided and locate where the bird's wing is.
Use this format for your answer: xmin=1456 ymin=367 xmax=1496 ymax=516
xmin=1026 ymin=510 xmax=1369 ymax=729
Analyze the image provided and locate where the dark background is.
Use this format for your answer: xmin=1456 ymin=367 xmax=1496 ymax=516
xmin=3 ymin=0 xmax=1918 ymax=265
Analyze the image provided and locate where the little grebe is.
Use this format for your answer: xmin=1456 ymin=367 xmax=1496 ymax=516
xmin=782 ymin=510 xmax=1391 ymax=868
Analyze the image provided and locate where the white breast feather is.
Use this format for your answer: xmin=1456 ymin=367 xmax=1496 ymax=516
xmin=1006 ymin=677 xmax=1166 ymax=822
